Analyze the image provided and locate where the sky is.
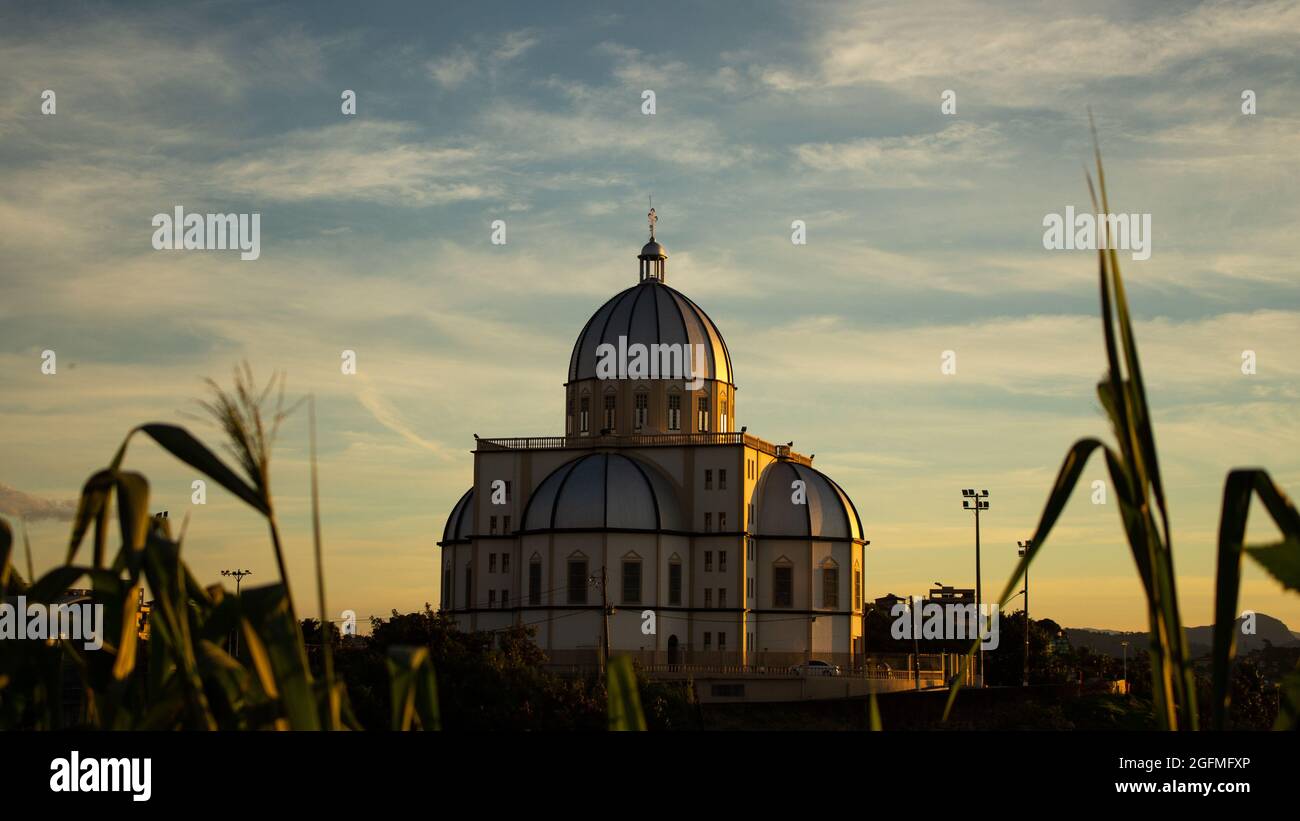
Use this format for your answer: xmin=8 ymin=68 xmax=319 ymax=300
xmin=1 ymin=0 xmax=1298 ymax=633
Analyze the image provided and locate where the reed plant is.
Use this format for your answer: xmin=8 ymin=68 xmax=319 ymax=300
xmin=944 ymin=131 xmax=1300 ymax=730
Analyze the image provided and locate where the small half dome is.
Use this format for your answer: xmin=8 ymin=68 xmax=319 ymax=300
xmin=440 ymin=488 xmax=473 ymax=544
xmin=753 ymin=461 xmax=863 ymax=541
xmin=523 ymin=452 xmax=682 ymax=531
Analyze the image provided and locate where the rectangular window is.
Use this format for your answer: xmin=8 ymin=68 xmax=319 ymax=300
xmin=529 ymin=561 xmax=542 ymax=605
xmin=704 ymin=588 xmax=712 ymax=608
xmin=502 ymin=589 xmax=509 ymax=607
xmin=704 ymin=632 xmax=712 ymax=650
xmin=568 ymin=559 xmax=588 ymax=605
xmin=747 ymin=576 xmax=753 ymax=599
xmin=490 ymin=516 xmax=498 ymax=536
xmin=697 ymin=397 xmax=710 ymax=432
xmin=567 ymin=393 xmax=574 ymax=433
xmin=488 ymin=553 xmax=496 ymax=572
xmin=719 ymin=551 xmax=727 ymax=572
xmin=622 ymin=560 xmax=642 ymax=604
xmin=719 ymin=632 xmax=726 ymax=651
xmin=747 ymin=538 xmax=754 ymax=560
xmin=719 ymin=512 xmax=727 ymax=531
xmin=720 ymin=403 xmax=728 ymax=433
xmin=488 ymin=589 xmax=496 ymax=608
xmin=603 ymin=394 xmax=616 ymax=431
xmin=719 ymin=588 xmax=727 ymax=609
xmin=704 ymin=551 xmax=712 ymax=572
xmin=502 ymin=553 xmax=510 ymax=573
xmin=580 ymin=397 xmax=590 ymax=433
xmin=635 ymin=393 xmax=648 ymax=429
xmin=823 ymin=567 xmax=839 ymax=609
xmin=667 ymin=395 xmax=681 ymax=430
xmin=719 ymin=469 xmax=727 ymax=490
xmin=774 ymin=566 xmax=793 ymax=608
xmin=503 ymin=515 xmax=511 ymax=534
xmin=704 ymin=469 xmax=712 ymax=490
xmin=443 ymin=569 xmax=452 ymax=605
xmin=704 ymin=512 xmax=712 ymax=532
xmin=669 ymin=562 xmax=682 ymax=605
xmin=855 ymin=569 xmax=862 ymax=609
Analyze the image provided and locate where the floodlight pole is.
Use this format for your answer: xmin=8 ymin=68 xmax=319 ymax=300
xmin=961 ymin=490 xmax=989 ymax=686
xmin=221 ymin=569 xmax=252 ymax=658
xmin=1019 ymin=540 xmax=1032 ymax=687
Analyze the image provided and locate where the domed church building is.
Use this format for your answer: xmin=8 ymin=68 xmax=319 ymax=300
xmin=438 ymin=211 xmax=868 ymax=670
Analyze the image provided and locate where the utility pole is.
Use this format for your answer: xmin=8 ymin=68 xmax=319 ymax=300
xmin=1018 ymin=540 xmax=1032 ymax=687
xmin=602 ymin=564 xmax=611 ymax=671
xmin=591 ymin=565 xmax=611 ymax=673
xmin=961 ymin=489 xmax=989 ymax=686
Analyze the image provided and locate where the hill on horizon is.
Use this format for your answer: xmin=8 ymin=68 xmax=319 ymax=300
xmin=1065 ymin=612 xmax=1298 ymax=658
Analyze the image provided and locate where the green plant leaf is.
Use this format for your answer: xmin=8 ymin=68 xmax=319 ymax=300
xmin=1211 ymin=468 xmax=1300 ymax=729
xmin=0 ymin=518 xmax=12 ymax=593
xmin=138 ymin=424 xmax=269 ymax=515
xmin=66 ymin=469 xmax=114 ymax=565
xmin=387 ymin=645 xmax=441 ymax=731
xmin=1247 ymin=540 xmax=1300 ymax=593
xmin=240 ymin=583 xmax=319 ymax=730
xmin=607 ymin=655 xmax=646 ymax=731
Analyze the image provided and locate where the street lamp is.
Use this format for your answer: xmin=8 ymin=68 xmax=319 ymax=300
xmin=961 ymin=488 xmax=989 ymax=685
xmin=1018 ymin=539 xmax=1032 ymax=687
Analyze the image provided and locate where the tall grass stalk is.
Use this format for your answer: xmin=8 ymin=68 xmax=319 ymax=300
xmin=943 ymin=125 xmax=1300 ymax=730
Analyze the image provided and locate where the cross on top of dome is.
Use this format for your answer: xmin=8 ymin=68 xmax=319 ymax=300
xmin=639 ymin=201 xmax=667 ymax=281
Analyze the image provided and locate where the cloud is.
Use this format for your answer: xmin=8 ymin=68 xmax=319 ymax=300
xmin=354 ymin=374 xmax=454 ymax=460
xmin=426 ymin=29 xmax=539 ymax=89
xmin=807 ymin=0 xmax=1300 ymax=106
xmin=427 ymin=51 xmax=478 ymax=88
xmin=0 ymin=483 xmax=77 ymax=522
xmin=792 ymin=121 xmax=1006 ymax=188
xmin=211 ymin=122 xmax=498 ymax=205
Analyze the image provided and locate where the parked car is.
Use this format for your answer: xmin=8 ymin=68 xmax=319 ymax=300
xmin=791 ymin=660 xmax=842 ymax=676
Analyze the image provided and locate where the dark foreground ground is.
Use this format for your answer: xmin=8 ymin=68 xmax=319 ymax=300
xmin=697 ymin=685 xmax=1159 ymax=731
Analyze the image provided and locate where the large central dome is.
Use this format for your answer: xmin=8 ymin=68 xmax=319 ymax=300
xmin=567 ymin=280 xmax=734 ymax=384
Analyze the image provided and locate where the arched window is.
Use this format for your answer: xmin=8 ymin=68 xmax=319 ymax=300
xmin=603 ymin=391 xmax=617 ymax=432
xmin=854 ymin=561 xmax=863 ymax=610
xmin=821 ymin=558 xmax=840 ymax=609
xmin=634 ymin=391 xmax=648 ymax=429
xmin=567 ymin=551 xmax=589 ymax=605
xmin=622 ymin=552 xmax=643 ymax=604
xmin=773 ymin=556 xmax=794 ymax=608
xmin=528 ymin=553 xmax=543 ymax=605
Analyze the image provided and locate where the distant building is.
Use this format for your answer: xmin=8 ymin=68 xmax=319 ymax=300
xmin=926 ymin=585 xmax=975 ymax=607
xmin=873 ymin=593 xmax=907 ymax=611
xmin=439 ymin=217 xmax=868 ymax=669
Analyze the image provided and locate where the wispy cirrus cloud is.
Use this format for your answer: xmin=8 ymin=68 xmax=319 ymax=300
xmin=792 ymin=121 xmax=1006 ymax=188
xmin=0 ymin=483 xmax=77 ymax=522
